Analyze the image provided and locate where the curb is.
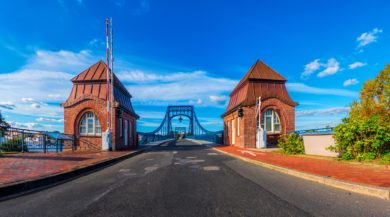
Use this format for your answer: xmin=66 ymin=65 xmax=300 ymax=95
xmin=210 ymin=146 xmax=390 ymax=200
xmin=0 ymin=140 xmax=171 ymax=201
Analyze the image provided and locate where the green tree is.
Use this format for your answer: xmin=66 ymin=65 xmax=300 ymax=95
xmin=334 ymin=65 xmax=390 ymax=160
xmin=0 ymin=111 xmax=10 ymax=128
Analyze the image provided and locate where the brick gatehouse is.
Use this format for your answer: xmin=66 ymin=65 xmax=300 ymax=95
xmin=222 ymin=60 xmax=298 ymax=148
xmin=61 ymin=60 xmax=139 ymax=151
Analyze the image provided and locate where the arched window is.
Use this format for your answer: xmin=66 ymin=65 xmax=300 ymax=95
xmin=79 ymin=112 xmax=101 ymax=136
xmin=261 ymin=109 xmax=281 ymax=133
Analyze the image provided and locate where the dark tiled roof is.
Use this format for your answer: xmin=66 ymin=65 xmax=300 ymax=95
xmin=63 ymin=60 xmax=138 ymax=118
xmin=231 ymin=60 xmax=286 ymax=94
xmin=223 ymin=60 xmax=297 ymax=117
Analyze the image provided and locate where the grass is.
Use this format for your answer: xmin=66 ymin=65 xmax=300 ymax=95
xmin=0 ymin=151 xmax=21 ymax=155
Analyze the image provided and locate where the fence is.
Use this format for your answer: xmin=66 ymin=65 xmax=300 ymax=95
xmin=0 ymin=127 xmax=74 ymax=153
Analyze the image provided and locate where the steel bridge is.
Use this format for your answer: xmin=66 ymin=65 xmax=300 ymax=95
xmin=138 ymin=105 xmax=223 ymax=145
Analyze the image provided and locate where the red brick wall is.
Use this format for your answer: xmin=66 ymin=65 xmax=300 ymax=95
xmin=64 ymin=98 xmax=137 ymax=151
xmin=64 ymin=98 xmax=107 ymax=151
xmin=223 ymin=97 xmax=295 ymax=148
xmin=114 ymin=112 xmax=137 ymax=150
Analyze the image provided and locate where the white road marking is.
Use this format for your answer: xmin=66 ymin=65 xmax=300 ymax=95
xmin=239 ymin=150 xmax=257 ymax=156
xmin=186 ymin=156 xmax=197 ymax=159
xmin=144 ymin=166 xmax=159 ymax=174
xmin=203 ymin=166 xmax=220 ymax=171
xmin=118 ymin=169 xmax=131 ymax=173
xmin=207 ymin=153 xmax=218 ymax=156
xmin=187 ymin=159 xmax=205 ymax=164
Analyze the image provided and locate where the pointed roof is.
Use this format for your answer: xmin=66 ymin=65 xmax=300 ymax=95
xmin=71 ymin=60 xmax=107 ymax=82
xmin=222 ymin=60 xmax=297 ymax=117
xmin=231 ymin=60 xmax=286 ymax=94
xmin=63 ymin=60 xmax=139 ymax=118
xmin=71 ymin=60 xmax=131 ymax=98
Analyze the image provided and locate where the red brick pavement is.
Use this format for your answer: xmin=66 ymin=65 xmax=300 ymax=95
xmin=216 ymin=145 xmax=390 ymax=188
xmin=0 ymin=151 xmax=137 ymax=186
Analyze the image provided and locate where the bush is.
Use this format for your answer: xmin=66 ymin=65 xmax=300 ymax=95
xmin=0 ymin=138 xmax=28 ymax=152
xmin=334 ymin=65 xmax=390 ymax=160
xmin=278 ymin=133 xmax=305 ymax=154
xmin=334 ymin=115 xmax=389 ymax=160
xmin=382 ymin=152 xmax=390 ymax=162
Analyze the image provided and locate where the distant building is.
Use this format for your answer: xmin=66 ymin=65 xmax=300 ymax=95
xmin=62 ymin=60 xmax=139 ymax=151
xmin=222 ymin=60 xmax=297 ymax=148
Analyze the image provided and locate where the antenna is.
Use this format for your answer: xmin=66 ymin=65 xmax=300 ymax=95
xmin=105 ymin=18 xmax=111 ymax=131
xmin=103 ymin=18 xmax=114 ymax=151
xmin=109 ymin=18 xmax=114 ymax=132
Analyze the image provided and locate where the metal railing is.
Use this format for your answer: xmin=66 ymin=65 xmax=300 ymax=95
xmin=294 ymin=127 xmax=335 ymax=135
xmin=0 ymin=127 xmax=74 ymax=153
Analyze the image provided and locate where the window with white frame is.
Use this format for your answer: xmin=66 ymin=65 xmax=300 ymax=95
xmin=79 ymin=112 xmax=101 ymax=136
xmin=261 ymin=109 xmax=281 ymax=133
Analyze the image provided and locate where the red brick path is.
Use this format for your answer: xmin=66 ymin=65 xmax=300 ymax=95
xmin=216 ymin=146 xmax=390 ymax=188
xmin=0 ymin=151 xmax=137 ymax=186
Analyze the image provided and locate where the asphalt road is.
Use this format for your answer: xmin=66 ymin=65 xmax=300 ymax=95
xmin=0 ymin=139 xmax=389 ymax=217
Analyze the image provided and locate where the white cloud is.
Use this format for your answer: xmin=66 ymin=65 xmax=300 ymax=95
xmin=348 ymin=61 xmax=366 ymax=70
xmin=0 ymin=101 xmax=16 ymax=110
xmin=317 ymin=58 xmax=340 ymax=78
xmin=301 ymin=59 xmax=321 ymax=78
xmin=302 ymin=58 xmax=341 ymax=78
xmin=9 ymin=121 xmax=43 ymax=130
xmin=138 ymin=120 xmax=161 ymax=128
xmin=48 ymin=94 xmax=62 ymax=100
xmin=189 ymin=98 xmax=203 ymax=105
xmin=286 ymin=83 xmax=358 ymax=97
xmin=117 ymin=70 xmax=206 ymax=83
xmin=356 ymin=28 xmax=383 ymax=48
xmin=209 ymin=95 xmax=228 ymax=105
xmin=296 ymin=107 xmax=350 ymax=117
xmin=343 ymin=78 xmax=359 ymax=87
xmin=88 ymin=38 xmax=104 ymax=47
xmin=197 ymin=117 xmax=222 ymax=126
xmin=0 ymin=49 xmax=95 ymax=120
xmin=22 ymin=98 xmax=47 ymax=108
xmin=36 ymin=117 xmax=64 ymax=123
xmin=25 ymin=49 xmax=95 ymax=73
xmin=136 ymin=111 xmax=166 ymax=119
xmin=120 ymin=70 xmax=237 ymax=105
xmin=31 ymin=103 xmax=41 ymax=109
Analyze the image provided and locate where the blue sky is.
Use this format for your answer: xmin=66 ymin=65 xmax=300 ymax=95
xmin=0 ymin=0 xmax=389 ymax=132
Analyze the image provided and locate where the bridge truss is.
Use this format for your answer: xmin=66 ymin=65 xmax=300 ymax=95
xmin=138 ymin=105 xmax=222 ymax=145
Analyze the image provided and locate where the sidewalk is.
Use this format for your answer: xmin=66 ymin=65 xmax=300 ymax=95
xmin=215 ymin=145 xmax=390 ymax=199
xmin=0 ymin=151 xmax=138 ymax=186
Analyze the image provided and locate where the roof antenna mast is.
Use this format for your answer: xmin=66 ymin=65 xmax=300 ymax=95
xmin=103 ymin=17 xmax=113 ymax=150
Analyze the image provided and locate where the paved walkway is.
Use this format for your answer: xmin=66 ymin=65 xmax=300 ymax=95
xmin=216 ymin=145 xmax=390 ymax=188
xmin=0 ymin=151 xmax=138 ymax=186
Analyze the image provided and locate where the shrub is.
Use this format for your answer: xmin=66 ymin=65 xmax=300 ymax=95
xmin=381 ymin=152 xmax=390 ymax=162
xmin=278 ymin=133 xmax=305 ymax=154
xmin=334 ymin=115 xmax=389 ymax=160
xmin=0 ymin=138 xmax=28 ymax=152
xmin=334 ymin=65 xmax=390 ymax=160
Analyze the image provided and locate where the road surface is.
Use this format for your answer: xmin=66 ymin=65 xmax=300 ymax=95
xmin=0 ymin=139 xmax=389 ymax=217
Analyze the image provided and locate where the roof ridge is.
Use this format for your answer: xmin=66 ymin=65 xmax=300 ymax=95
xmin=230 ymin=60 xmax=286 ymax=94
